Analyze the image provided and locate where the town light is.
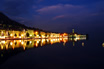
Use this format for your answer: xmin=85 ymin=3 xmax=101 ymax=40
xmin=21 ymin=34 xmax=24 ymax=37
xmin=30 ymin=35 xmax=32 ymax=37
xmin=10 ymin=34 xmax=13 ymax=37
xmin=35 ymin=31 xmax=38 ymax=34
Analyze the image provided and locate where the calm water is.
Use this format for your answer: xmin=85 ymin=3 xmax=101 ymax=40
xmin=0 ymin=34 xmax=104 ymax=69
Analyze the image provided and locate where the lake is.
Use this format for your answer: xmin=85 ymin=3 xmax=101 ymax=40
xmin=0 ymin=34 xmax=104 ymax=69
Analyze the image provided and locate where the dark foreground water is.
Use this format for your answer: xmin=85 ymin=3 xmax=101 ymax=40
xmin=0 ymin=34 xmax=104 ymax=69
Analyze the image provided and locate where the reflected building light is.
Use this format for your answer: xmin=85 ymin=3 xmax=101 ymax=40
xmin=51 ymin=42 xmax=53 ymax=45
xmin=74 ymin=38 xmax=78 ymax=41
xmin=21 ymin=41 xmax=24 ymax=45
xmin=41 ymin=43 xmax=43 ymax=46
xmin=51 ymin=39 xmax=53 ymax=42
xmin=73 ymin=42 xmax=75 ymax=46
xmin=23 ymin=46 xmax=25 ymax=50
xmin=82 ymin=42 xmax=84 ymax=46
xmin=63 ymin=40 xmax=66 ymax=43
xmin=70 ymin=38 xmax=72 ymax=40
xmin=53 ymin=39 xmax=55 ymax=41
xmin=10 ymin=42 xmax=13 ymax=45
xmin=19 ymin=40 xmax=21 ymax=42
xmin=55 ymin=39 xmax=57 ymax=41
xmin=35 ymin=43 xmax=38 ymax=47
xmin=1 ymin=45 xmax=3 ymax=50
xmin=6 ymin=45 xmax=8 ymax=50
xmin=14 ymin=40 xmax=16 ymax=43
xmin=63 ymin=43 xmax=66 ymax=46
xmin=1 ymin=41 xmax=5 ymax=44
xmin=12 ymin=46 xmax=14 ymax=50
xmin=50 ymin=39 xmax=53 ymax=44
xmin=0 ymin=36 xmax=87 ymax=50
xmin=102 ymin=43 xmax=104 ymax=47
xmin=60 ymin=38 xmax=62 ymax=41
xmin=42 ymin=39 xmax=45 ymax=43
xmin=37 ymin=41 xmax=39 ymax=44
xmin=47 ymin=39 xmax=49 ymax=42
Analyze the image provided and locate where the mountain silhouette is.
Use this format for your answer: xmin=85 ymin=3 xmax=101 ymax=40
xmin=0 ymin=12 xmax=43 ymax=31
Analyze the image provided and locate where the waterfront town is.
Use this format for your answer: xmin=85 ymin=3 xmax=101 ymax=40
xmin=0 ymin=29 xmax=67 ymax=39
xmin=0 ymin=12 xmax=86 ymax=40
xmin=0 ymin=29 xmax=86 ymax=40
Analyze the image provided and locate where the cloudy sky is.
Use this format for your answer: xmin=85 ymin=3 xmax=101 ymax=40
xmin=0 ymin=0 xmax=104 ymax=33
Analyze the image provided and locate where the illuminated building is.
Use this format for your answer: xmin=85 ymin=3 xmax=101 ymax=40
xmin=0 ymin=29 xmax=87 ymax=40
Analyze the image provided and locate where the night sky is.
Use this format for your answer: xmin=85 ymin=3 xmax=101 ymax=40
xmin=0 ymin=0 xmax=104 ymax=33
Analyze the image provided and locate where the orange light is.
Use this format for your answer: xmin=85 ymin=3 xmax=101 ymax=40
xmin=35 ymin=31 xmax=38 ymax=34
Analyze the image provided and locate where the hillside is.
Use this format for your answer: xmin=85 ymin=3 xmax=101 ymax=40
xmin=0 ymin=12 xmax=43 ymax=31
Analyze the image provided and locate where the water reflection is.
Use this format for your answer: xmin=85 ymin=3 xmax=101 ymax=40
xmin=0 ymin=38 xmax=66 ymax=50
xmin=82 ymin=42 xmax=84 ymax=46
xmin=0 ymin=37 xmax=86 ymax=65
xmin=102 ymin=43 xmax=104 ymax=47
xmin=0 ymin=37 xmax=86 ymax=50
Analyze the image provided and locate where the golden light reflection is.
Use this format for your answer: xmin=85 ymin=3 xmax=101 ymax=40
xmin=10 ymin=42 xmax=13 ymax=45
xmin=73 ymin=42 xmax=75 ymax=46
xmin=102 ymin=43 xmax=104 ymax=47
xmin=1 ymin=45 xmax=3 ymax=50
xmin=82 ymin=42 xmax=84 ymax=46
xmin=21 ymin=41 xmax=24 ymax=45
xmin=0 ymin=37 xmax=86 ymax=50
xmin=6 ymin=45 xmax=8 ymax=50
xmin=63 ymin=43 xmax=66 ymax=46
xmin=23 ymin=46 xmax=26 ymax=50
xmin=35 ymin=43 xmax=38 ymax=47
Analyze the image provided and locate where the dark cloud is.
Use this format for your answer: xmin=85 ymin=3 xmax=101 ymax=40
xmin=1 ymin=0 xmax=35 ymax=16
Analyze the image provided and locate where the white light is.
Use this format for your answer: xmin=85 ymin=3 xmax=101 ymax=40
xmin=1 ymin=41 xmax=5 ymax=44
xmin=10 ymin=34 xmax=13 ymax=36
xmin=30 ymin=35 xmax=32 ymax=37
xmin=37 ymin=41 xmax=39 ymax=44
xmin=30 ymin=41 xmax=32 ymax=44
xmin=21 ymin=34 xmax=24 ymax=37
xmin=10 ymin=42 xmax=13 ymax=45
xmin=21 ymin=41 xmax=24 ymax=45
